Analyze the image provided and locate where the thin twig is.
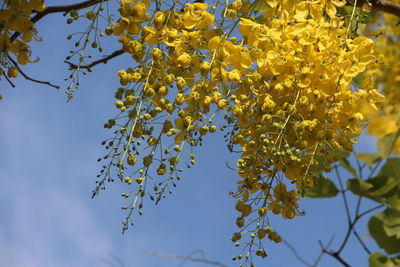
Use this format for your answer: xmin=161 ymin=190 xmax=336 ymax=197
xmin=283 ymin=239 xmax=313 ymax=266
xmin=335 ymin=165 xmax=352 ymax=225
xmin=98 ymin=257 xmax=116 ymax=267
xmin=65 ymin=49 xmax=125 ymax=70
xmin=337 ymin=204 xmax=383 ymax=256
xmin=7 ymin=56 xmax=60 ymax=89
xmin=357 ymin=204 xmax=384 ymax=220
xmin=312 ymin=235 xmax=335 ymax=267
xmin=142 ymin=250 xmax=228 ymax=267
xmin=318 ymin=241 xmax=351 ymax=267
xmin=352 ymin=228 xmax=371 ymax=255
xmin=3 ymin=72 xmax=16 ymax=87
xmin=334 ymin=165 xmax=352 ymax=254
xmin=108 ymin=253 xmax=125 ymax=267
xmin=178 ymin=250 xmax=206 ymax=267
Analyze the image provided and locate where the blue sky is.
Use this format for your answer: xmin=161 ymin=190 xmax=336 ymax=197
xmin=0 ymin=2 xmax=386 ymax=267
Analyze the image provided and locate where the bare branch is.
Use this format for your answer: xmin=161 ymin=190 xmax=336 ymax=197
xmin=98 ymin=257 xmax=116 ymax=267
xmin=142 ymin=250 xmax=228 ymax=267
xmin=352 ymin=228 xmax=371 ymax=255
xmin=312 ymin=235 xmax=335 ymax=267
xmin=108 ymin=253 xmax=125 ymax=267
xmin=3 ymin=72 xmax=16 ymax=88
xmin=283 ymin=239 xmax=313 ymax=267
xmin=334 ymin=165 xmax=352 ymax=254
xmin=7 ymin=56 xmax=60 ymax=89
xmin=65 ymin=49 xmax=125 ymax=71
xmin=318 ymin=241 xmax=351 ymax=267
xmin=98 ymin=253 xmax=124 ymax=267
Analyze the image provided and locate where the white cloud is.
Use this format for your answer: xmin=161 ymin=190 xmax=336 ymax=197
xmin=0 ymin=178 xmax=114 ymax=267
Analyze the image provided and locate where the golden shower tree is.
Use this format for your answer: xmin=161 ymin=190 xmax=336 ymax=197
xmin=1 ymin=0 xmax=400 ymax=266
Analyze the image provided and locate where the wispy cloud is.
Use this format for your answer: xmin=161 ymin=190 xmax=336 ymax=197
xmin=0 ymin=178 xmax=114 ymax=267
xmin=0 ymin=94 xmax=114 ymax=267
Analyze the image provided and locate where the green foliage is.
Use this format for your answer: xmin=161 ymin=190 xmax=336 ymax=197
xmin=340 ymin=157 xmax=359 ymax=178
xmin=253 ymin=0 xmax=271 ymax=13
xmin=369 ymin=252 xmax=400 ymax=267
xmin=380 ymin=158 xmax=400 ymax=182
xmin=369 ymin=208 xmax=400 ymax=255
xmin=357 ymin=153 xmax=382 ymax=166
xmin=347 ymin=158 xmax=400 ymax=209
xmin=302 ymin=175 xmax=339 ymax=198
xmin=378 ymin=129 xmax=400 ymax=158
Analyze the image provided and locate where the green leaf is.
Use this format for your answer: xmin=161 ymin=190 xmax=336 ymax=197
xmin=253 ymin=0 xmax=271 ymax=13
xmin=378 ymin=129 xmax=400 ymax=158
xmin=331 ymin=146 xmax=351 ymax=159
xmin=254 ymin=15 xmax=267 ymax=23
xmin=379 ymin=158 xmax=400 ymax=181
xmin=340 ymin=157 xmax=359 ymax=178
xmin=356 ymin=153 xmax=382 ymax=166
xmin=347 ymin=175 xmax=400 ymax=209
xmin=352 ymin=72 xmax=365 ymax=87
xmin=386 ymin=191 xmax=400 ymax=212
xmin=381 ymin=208 xmax=400 ymax=239
xmin=367 ymin=176 xmax=399 ymax=199
xmin=369 ymin=252 xmax=400 ymax=267
xmin=336 ymin=6 xmax=354 ymax=17
xmin=313 ymin=155 xmax=330 ymax=173
xmin=302 ymin=175 xmax=339 ymax=198
xmin=347 ymin=178 xmax=376 ymax=199
xmin=369 ymin=208 xmax=400 ymax=255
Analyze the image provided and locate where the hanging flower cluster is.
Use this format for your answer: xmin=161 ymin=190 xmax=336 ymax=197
xmin=0 ymin=0 xmax=46 ymax=80
xmin=93 ymin=0 xmax=386 ymax=264
xmin=0 ymin=0 xmax=396 ymax=265
xmin=362 ymin=9 xmax=400 ymax=153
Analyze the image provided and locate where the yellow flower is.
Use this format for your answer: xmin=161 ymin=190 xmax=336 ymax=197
xmin=7 ymin=67 xmax=18 ymax=78
xmin=223 ymin=41 xmax=252 ymax=70
xmin=143 ymin=26 xmax=159 ymax=45
xmin=176 ymin=53 xmax=192 ymax=68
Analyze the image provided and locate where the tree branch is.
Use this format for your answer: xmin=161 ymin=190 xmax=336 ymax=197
xmin=318 ymin=241 xmax=351 ymax=267
xmin=352 ymin=228 xmax=371 ymax=255
xmin=98 ymin=253 xmax=125 ymax=267
xmin=350 ymin=0 xmax=400 ymax=18
xmin=142 ymin=250 xmax=228 ymax=267
xmin=3 ymin=72 xmax=16 ymax=88
xmin=65 ymin=49 xmax=125 ymax=71
xmin=10 ymin=0 xmax=107 ymax=42
xmin=283 ymin=239 xmax=313 ymax=266
xmin=7 ymin=56 xmax=60 ymax=89
xmin=312 ymin=235 xmax=335 ymax=267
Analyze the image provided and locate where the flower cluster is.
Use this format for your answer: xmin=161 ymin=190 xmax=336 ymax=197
xmin=0 ymin=0 xmax=46 ymax=80
xmin=362 ymin=9 xmax=400 ymax=153
xmin=94 ymin=0 xmax=385 ymax=264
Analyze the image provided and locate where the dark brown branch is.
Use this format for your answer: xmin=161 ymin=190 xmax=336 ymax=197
xmin=65 ymin=49 xmax=125 ymax=70
xmin=142 ymin=250 xmax=228 ymax=267
xmin=318 ymin=241 xmax=351 ymax=267
xmin=10 ymin=0 xmax=106 ymax=42
xmin=312 ymin=235 xmax=335 ymax=267
xmin=349 ymin=0 xmax=400 ymax=18
xmin=3 ymin=72 xmax=16 ymax=88
xmin=7 ymin=56 xmax=60 ymax=89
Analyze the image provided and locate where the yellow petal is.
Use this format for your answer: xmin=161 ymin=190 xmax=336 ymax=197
xmin=174 ymin=131 xmax=185 ymax=144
